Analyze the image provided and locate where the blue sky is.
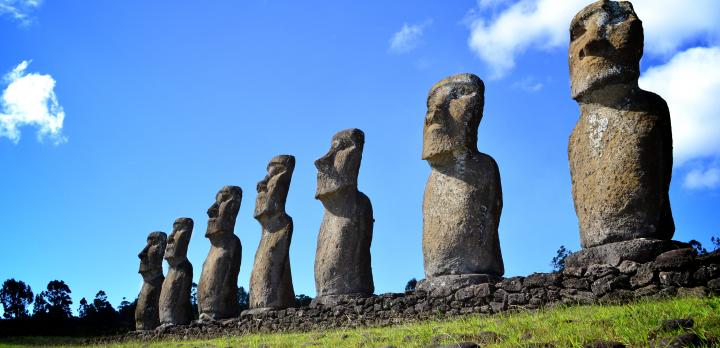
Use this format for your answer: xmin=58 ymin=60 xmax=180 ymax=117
xmin=1 ymin=0 xmax=719 ymax=312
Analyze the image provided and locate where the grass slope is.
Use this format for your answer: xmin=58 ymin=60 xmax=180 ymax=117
xmin=2 ymin=296 xmax=719 ymax=347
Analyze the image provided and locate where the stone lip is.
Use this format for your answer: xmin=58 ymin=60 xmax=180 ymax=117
xmin=565 ymin=239 xmax=689 ymax=268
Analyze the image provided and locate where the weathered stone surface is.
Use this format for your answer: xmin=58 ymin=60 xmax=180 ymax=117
xmin=630 ymin=263 xmax=655 ymax=288
xmin=159 ymin=218 xmax=194 ymax=326
xmin=421 ymin=73 xmax=504 ymax=282
xmin=417 ymin=274 xmax=499 ymax=297
xmin=136 ymin=231 xmax=167 ymax=330
xmin=249 ymin=155 xmax=296 ymax=312
xmin=565 ymin=239 xmax=686 ymax=268
xmin=568 ymin=0 xmax=674 ymax=249
xmin=653 ymin=248 xmax=696 ymax=271
xmin=617 ymin=260 xmax=639 ymax=274
xmin=313 ymin=129 xmax=374 ymax=305
xmin=198 ymin=186 xmax=243 ymax=320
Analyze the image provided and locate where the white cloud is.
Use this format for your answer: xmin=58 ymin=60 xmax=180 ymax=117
xmin=0 ymin=60 xmax=67 ymax=144
xmin=389 ymin=20 xmax=432 ymax=54
xmin=468 ymin=0 xmax=720 ymax=78
xmin=684 ymin=167 xmax=720 ymax=190
xmin=0 ymin=0 xmax=42 ymax=25
xmin=513 ymin=76 xmax=543 ymax=92
xmin=639 ymin=47 xmax=720 ymax=165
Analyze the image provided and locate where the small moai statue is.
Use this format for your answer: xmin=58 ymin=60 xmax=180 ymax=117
xmin=197 ymin=186 xmax=243 ymax=320
xmin=158 ymin=218 xmax=194 ymax=327
xmin=248 ymin=155 xmax=296 ymax=313
xmin=565 ymin=0 xmax=677 ymax=267
xmin=313 ymin=129 xmax=374 ymax=306
xmin=418 ymin=73 xmax=504 ymax=292
xmin=135 ymin=231 xmax=167 ymax=331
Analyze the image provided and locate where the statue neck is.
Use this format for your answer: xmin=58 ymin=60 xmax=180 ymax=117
xmin=320 ymin=187 xmax=359 ymax=215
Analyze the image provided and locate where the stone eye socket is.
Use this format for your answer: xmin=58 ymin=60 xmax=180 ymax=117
xmin=570 ymin=24 xmax=586 ymax=42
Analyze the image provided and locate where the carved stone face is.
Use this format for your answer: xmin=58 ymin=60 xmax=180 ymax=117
xmin=255 ymin=155 xmax=295 ymax=220
xmin=164 ymin=218 xmax=193 ymax=265
xmin=206 ymin=186 xmax=242 ymax=238
xmin=138 ymin=231 xmax=167 ymax=278
xmin=569 ymin=0 xmax=643 ymax=100
xmin=315 ymin=129 xmax=364 ymax=199
xmin=422 ymin=73 xmax=484 ymax=165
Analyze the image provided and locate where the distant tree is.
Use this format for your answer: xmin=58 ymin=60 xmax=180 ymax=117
xmin=712 ymin=236 xmax=720 ymax=252
xmin=237 ymin=286 xmax=250 ymax=311
xmin=294 ymin=294 xmax=312 ymax=307
xmin=32 ymin=293 xmax=49 ymax=317
xmin=190 ymin=282 xmax=198 ymax=319
xmin=405 ymin=278 xmax=417 ymax=292
xmin=689 ymin=240 xmax=708 ymax=255
xmin=78 ymin=297 xmax=94 ymax=318
xmin=0 ymin=279 xmax=33 ymax=319
xmin=40 ymin=280 xmax=73 ymax=320
xmin=551 ymin=246 xmax=572 ymax=272
xmin=92 ymin=291 xmax=115 ymax=315
xmin=117 ymin=296 xmax=137 ymax=328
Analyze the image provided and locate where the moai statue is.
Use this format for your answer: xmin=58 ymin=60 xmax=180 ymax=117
xmin=313 ymin=129 xmax=374 ymax=306
xmin=197 ymin=186 xmax=243 ymax=320
xmin=135 ymin=231 xmax=167 ymax=331
xmin=158 ymin=218 xmax=194 ymax=327
xmin=565 ymin=0 xmax=679 ymax=267
xmin=418 ymin=73 xmax=504 ymax=292
xmin=248 ymin=155 xmax=296 ymax=313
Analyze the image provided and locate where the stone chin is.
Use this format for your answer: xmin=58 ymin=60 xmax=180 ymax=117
xmin=205 ymin=218 xmax=223 ymax=238
xmin=422 ymin=132 xmax=456 ymax=164
xmin=253 ymin=193 xmax=269 ymax=219
xmin=315 ymin=172 xmax=351 ymax=200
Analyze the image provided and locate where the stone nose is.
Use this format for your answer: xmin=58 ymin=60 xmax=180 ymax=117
xmin=138 ymin=244 xmax=149 ymax=259
xmin=257 ymin=176 xmax=269 ymax=193
xmin=579 ymin=37 xmax=613 ymax=60
xmin=207 ymin=202 xmax=219 ymax=218
xmin=315 ymin=151 xmax=333 ymax=171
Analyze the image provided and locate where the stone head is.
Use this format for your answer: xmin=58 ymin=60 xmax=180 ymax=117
xmin=315 ymin=128 xmax=364 ymax=199
xmin=138 ymin=231 xmax=167 ymax=279
xmin=206 ymin=185 xmax=242 ymax=239
xmin=422 ymin=73 xmax=484 ymax=165
xmin=164 ymin=217 xmax=193 ymax=265
xmin=254 ymin=155 xmax=295 ymax=220
xmin=569 ymin=0 xmax=643 ymax=100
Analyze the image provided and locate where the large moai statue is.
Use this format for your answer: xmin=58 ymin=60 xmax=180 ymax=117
xmin=313 ymin=129 xmax=374 ymax=306
xmin=159 ymin=218 xmax=194 ymax=327
xmin=565 ymin=0 xmax=679 ymax=267
xmin=248 ymin=155 xmax=296 ymax=313
xmin=135 ymin=231 xmax=167 ymax=331
xmin=418 ymin=73 xmax=504 ymax=291
xmin=197 ymin=186 xmax=243 ymax=320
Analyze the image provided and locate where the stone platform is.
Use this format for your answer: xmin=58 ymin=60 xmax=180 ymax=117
xmin=112 ymin=247 xmax=720 ymax=343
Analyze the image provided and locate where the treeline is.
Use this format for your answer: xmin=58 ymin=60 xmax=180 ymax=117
xmin=0 ymin=279 xmax=312 ymax=337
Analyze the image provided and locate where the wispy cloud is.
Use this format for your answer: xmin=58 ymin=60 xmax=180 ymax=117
xmin=0 ymin=0 xmax=42 ymax=26
xmin=512 ymin=76 xmax=543 ymax=92
xmin=389 ymin=20 xmax=432 ymax=54
xmin=684 ymin=167 xmax=720 ymax=190
xmin=467 ymin=0 xmax=720 ymax=78
xmin=0 ymin=60 xmax=67 ymax=145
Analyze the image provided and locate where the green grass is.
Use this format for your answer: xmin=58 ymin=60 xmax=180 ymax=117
xmin=3 ymin=296 xmax=720 ymax=347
